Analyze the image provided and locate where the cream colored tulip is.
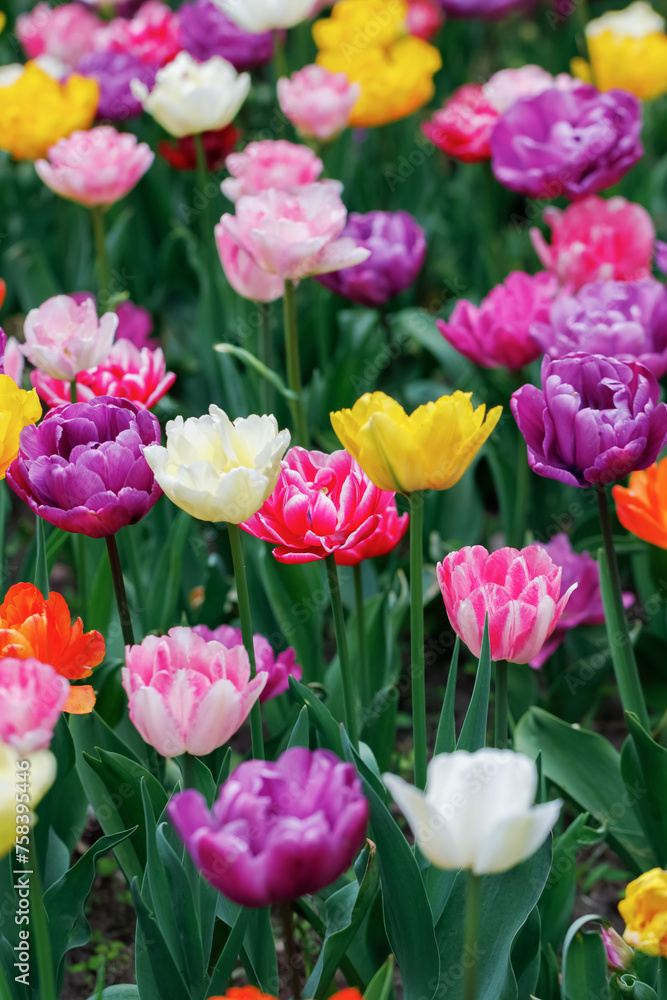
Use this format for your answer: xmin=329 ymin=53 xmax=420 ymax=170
xmin=212 ymin=0 xmax=316 ymax=32
xmin=0 ymin=742 xmax=57 ymax=858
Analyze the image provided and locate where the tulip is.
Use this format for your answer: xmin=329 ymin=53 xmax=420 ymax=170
xmin=76 ymin=52 xmax=157 ymax=121
xmin=0 ymin=741 xmax=56 ymax=858
xmin=35 ymin=126 xmax=154 ymax=208
xmin=657 ymin=241 xmax=667 ymax=276
xmin=70 ymin=294 xmax=155 ymax=350
xmin=437 ymin=544 xmax=575 ymax=664
xmin=17 ymin=1 xmax=101 ymax=68
xmin=122 ymin=626 xmax=266 ymax=757
xmin=330 ymin=390 xmax=501 ymax=494
xmin=221 ymin=182 xmax=371 ymax=281
xmin=241 ymin=446 xmax=408 ymax=563
xmin=613 ymin=459 xmax=667 ymax=549
xmin=510 ymin=354 xmax=667 ymax=488
xmin=214 ymin=226 xmax=285 ymax=303
xmin=383 ymin=749 xmax=562 ymax=873
xmin=619 ymin=868 xmax=667 ymax=957
xmin=221 ymin=140 xmax=323 ymax=203
xmin=530 ymin=196 xmax=655 ymax=290
xmin=407 ymin=0 xmax=444 ymax=39
xmin=0 ymin=375 xmax=41 ymax=479
xmin=482 ymin=64 xmax=558 ymax=113
xmin=177 ymin=0 xmax=273 ymax=70
xmin=600 ymin=926 xmax=634 ymax=971
xmin=168 ymin=746 xmax=369 ymax=906
xmin=32 ymin=339 xmax=176 ymax=410
xmin=0 ymin=657 xmax=70 ymax=754
xmin=437 ymin=271 xmax=557 ymax=370
xmin=130 ymin=51 xmax=250 ymax=137
xmin=529 ymin=534 xmax=633 ymax=668
xmin=315 ymin=211 xmax=426 ymax=308
xmin=192 ymin=624 xmax=302 ymax=701
xmin=277 ymin=65 xmax=360 ymax=141
xmin=0 ymin=583 xmax=105 ymax=714
xmin=312 ymin=0 xmax=407 ymax=50
xmin=7 ymin=396 xmax=163 ymax=538
xmin=22 ymin=294 xmax=117 ymax=380
xmin=531 ymin=279 xmax=667 ymax=378
xmin=422 ymin=85 xmax=499 ymax=163
xmin=142 ymin=406 xmax=290 ymax=524
xmin=95 ymin=0 xmax=182 ymax=66
xmin=490 ymin=85 xmax=643 ymax=200
xmin=210 ymin=0 xmax=317 ymax=31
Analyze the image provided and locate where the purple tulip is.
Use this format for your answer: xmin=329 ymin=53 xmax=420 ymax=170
xmin=491 ymin=85 xmax=643 ymax=201
xmin=530 ymin=533 xmax=634 ymax=667
xmin=192 ymin=623 xmax=302 ymax=701
xmin=76 ymin=51 xmax=158 ymax=121
xmin=656 ymin=240 xmax=667 ymax=277
xmin=510 ymin=353 xmax=667 ymax=488
xmin=315 ymin=211 xmax=426 ymax=308
xmin=531 ymin=279 xmax=667 ymax=378
xmin=176 ymin=0 xmax=273 ymax=71
xmin=7 ymin=396 xmax=162 ymax=537
xmin=168 ymin=747 xmax=369 ymax=907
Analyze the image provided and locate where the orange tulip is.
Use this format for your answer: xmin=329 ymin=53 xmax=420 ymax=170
xmin=0 ymin=583 xmax=104 ymax=713
xmin=613 ymin=459 xmax=667 ymax=549
xmin=209 ymin=991 xmax=363 ymax=1000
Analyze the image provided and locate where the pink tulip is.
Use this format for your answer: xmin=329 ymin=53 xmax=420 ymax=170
xmin=214 ymin=224 xmax=284 ymax=303
xmin=277 ymin=66 xmax=360 ymax=142
xmin=192 ymin=624 xmax=302 ymax=701
xmin=241 ymin=446 xmax=407 ymax=564
xmin=437 ymin=545 xmax=576 ymax=664
xmin=222 ymin=140 xmax=323 ymax=203
xmin=17 ymin=2 xmax=101 ymax=68
xmin=94 ymin=0 xmax=182 ymax=66
xmin=407 ymin=0 xmax=444 ymax=40
xmin=3 ymin=337 xmax=24 ymax=388
xmin=31 ymin=339 xmax=175 ymax=410
xmin=35 ymin=126 xmax=154 ymax=208
xmin=22 ymin=294 xmax=117 ymax=381
xmin=72 ymin=294 xmax=156 ymax=350
xmin=0 ymin=657 xmax=70 ymax=754
xmin=122 ymin=626 xmax=266 ymax=757
xmin=422 ymin=85 xmax=499 ymax=164
xmin=482 ymin=65 xmax=556 ymax=114
xmin=221 ymin=181 xmax=371 ymax=281
xmin=530 ymin=196 xmax=655 ymax=291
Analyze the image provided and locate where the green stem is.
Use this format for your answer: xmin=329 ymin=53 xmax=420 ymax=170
xmin=596 ymin=485 xmax=650 ymax=730
xmin=325 ymin=554 xmax=358 ymax=748
xmin=272 ymin=28 xmax=288 ymax=80
xmin=227 ymin=523 xmax=264 ymax=759
xmin=70 ymin=378 xmax=78 ymax=404
xmin=179 ymin=752 xmax=198 ymax=791
xmin=410 ymin=492 xmax=427 ymax=790
xmin=105 ymin=533 xmax=135 ymax=647
xmin=282 ymin=279 xmax=309 ymax=447
xmin=463 ymin=872 xmax=482 ymax=1000
xmin=494 ymin=661 xmax=508 ymax=749
xmin=259 ymin=303 xmax=274 ymax=415
xmin=91 ymin=206 xmax=111 ymax=304
xmin=508 ymin=437 xmax=528 ymax=549
xmin=76 ymin=534 xmax=87 ymax=624
xmin=30 ymin=834 xmax=57 ymax=1000
xmin=280 ymin=902 xmax=301 ymax=1000
xmin=193 ymin=131 xmax=214 ymax=252
xmin=354 ymin=563 xmax=370 ymax=707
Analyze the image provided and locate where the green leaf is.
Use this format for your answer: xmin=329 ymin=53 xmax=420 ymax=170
xmin=33 ymin=517 xmax=49 ymax=595
xmin=303 ymin=843 xmax=380 ymax=999
xmin=507 ymin=905 xmax=542 ymax=1000
xmin=215 ymin=343 xmax=298 ymax=400
xmin=539 ymin=812 xmax=602 ymax=952
xmin=85 ymin=987 xmax=140 ymax=1000
xmin=148 ymin=509 xmax=192 ymax=632
xmin=620 ymin=712 xmax=667 ymax=867
xmin=561 ymin=915 xmax=609 ymax=1000
xmin=156 ymin=824 xmax=207 ymax=991
xmin=457 ymin=621 xmax=491 ymax=752
xmin=287 ymin=705 xmax=310 ymax=749
xmin=131 ymin=877 xmax=190 ymax=1000
xmin=435 ymin=638 xmax=460 ymax=755
xmin=257 ymin=549 xmax=325 ymax=683
xmin=207 ymin=909 xmax=249 ymax=996
xmin=288 ymin=677 xmax=343 ymax=756
xmin=364 ymin=956 xmax=395 ymax=1000
xmin=514 ymin=708 xmax=650 ymax=872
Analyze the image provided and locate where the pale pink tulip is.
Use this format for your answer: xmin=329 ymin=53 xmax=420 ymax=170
xmin=221 ymin=181 xmax=371 ymax=281
xmin=0 ymin=657 xmax=70 ymax=754
xmin=122 ymin=626 xmax=266 ymax=757
xmin=530 ymin=196 xmax=655 ymax=291
xmin=22 ymin=295 xmax=117 ymax=381
xmin=277 ymin=66 xmax=360 ymax=142
xmin=35 ymin=126 xmax=154 ymax=208
xmin=437 ymin=545 xmax=576 ymax=664
xmin=482 ymin=65 xmax=556 ymax=114
xmin=3 ymin=338 xmax=24 ymax=388
xmin=222 ymin=139 xmax=323 ymax=203
xmin=31 ymin=339 xmax=175 ymax=410
xmin=192 ymin=624 xmax=302 ymax=701
xmin=17 ymin=2 xmax=101 ymax=68
xmin=214 ymin=224 xmax=284 ymax=303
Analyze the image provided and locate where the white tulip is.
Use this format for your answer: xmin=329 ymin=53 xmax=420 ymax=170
xmin=585 ymin=1 xmax=664 ymax=38
xmin=142 ymin=406 xmax=290 ymax=524
xmin=0 ymin=743 xmax=57 ymax=858
xmin=130 ymin=52 xmax=251 ymax=138
xmin=211 ymin=0 xmax=317 ymax=32
xmin=383 ymin=749 xmax=561 ymax=875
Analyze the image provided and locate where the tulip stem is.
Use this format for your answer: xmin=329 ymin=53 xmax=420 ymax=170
xmin=325 ymin=554 xmax=358 ymax=748
xmin=272 ymin=29 xmax=288 ymax=80
xmin=596 ymin=484 xmax=650 ymax=730
xmin=227 ymin=522 xmax=265 ymax=759
xmin=494 ymin=661 xmax=508 ymax=749
xmin=70 ymin=378 xmax=78 ymax=404
xmin=179 ymin=752 xmax=198 ymax=791
xmin=463 ymin=872 xmax=482 ymax=1000
xmin=282 ymin=280 xmax=309 ymax=447
xmin=105 ymin=533 xmax=135 ymax=648
xmin=409 ymin=492 xmax=427 ymax=790
xmin=259 ymin=303 xmax=274 ymax=414
xmin=91 ymin=205 xmax=111 ymax=305
xmin=354 ymin=563 xmax=370 ymax=707
xmin=280 ymin=902 xmax=301 ymax=1000
xmin=31 ymin=833 xmax=57 ymax=1000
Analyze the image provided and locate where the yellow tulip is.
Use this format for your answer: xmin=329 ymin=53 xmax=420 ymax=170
xmin=0 ymin=376 xmax=42 ymax=479
xmin=572 ymin=32 xmax=667 ymax=99
xmin=312 ymin=0 xmax=409 ymax=50
xmin=330 ymin=391 xmax=502 ymax=494
xmin=0 ymin=63 xmax=99 ymax=161
xmin=619 ymin=868 xmax=667 ymax=957
xmin=0 ymin=12 xmax=6 ymax=33
xmin=0 ymin=742 xmax=57 ymax=859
